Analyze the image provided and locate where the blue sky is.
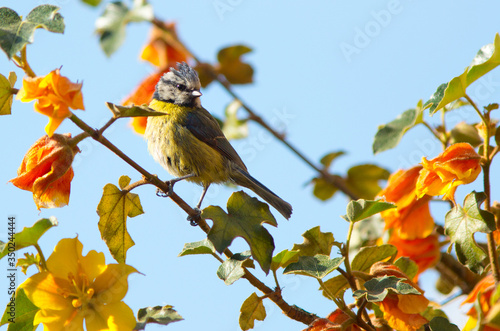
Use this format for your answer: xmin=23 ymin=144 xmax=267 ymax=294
xmin=1 ymin=1 xmax=500 ymax=330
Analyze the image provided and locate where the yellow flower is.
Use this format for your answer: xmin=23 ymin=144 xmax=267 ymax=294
xmin=20 ymin=238 xmax=137 ymax=331
xmin=17 ymin=69 xmax=85 ymax=136
xmin=416 ymin=143 xmax=481 ymax=202
xmin=9 ymin=134 xmax=80 ymax=210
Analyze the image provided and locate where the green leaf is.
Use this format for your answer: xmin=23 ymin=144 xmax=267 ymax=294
xmin=0 ymin=72 xmax=16 ymax=115
xmin=95 ymin=0 xmax=153 ymax=56
xmin=270 ymin=249 xmax=300 ymax=272
xmin=178 ymin=239 xmax=215 ymax=256
xmin=204 ymin=191 xmax=276 ymax=274
xmin=105 ymin=102 xmax=165 ymax=118
xmin=429 ymin=316 xmax=460 ymax=331
xmin=283 ymin=255 xmax=344 ymax=279
xmin=345 ymin=164 xmax=390 ymax=200
xmin=217 ymin=251 xmax=255 ymax=285
xmin=97 ymin=176 xmax=144 ymax=263
xmin=373 ymin=102 xmax=423 ymax=154
xmin=239 ymin=293 xmax=266 ymax=331
xmin=351 ymin=245 xmax=397 ymax=273
xmin=450 ymin=122 xmax=482 ymax=147
xmin=321 ymin=275 xmax=349 ymax=300
xmin=320 ymin=151 xmax=346 ymax=169
xmin=193 ymin=62 xmax=216 ymax=88
xmin=0 ymin=288 xmax=39 ymax=330
xmin=221 ymin=100 xmax=248 ymax=140
xmin=445 ymin=191 xmax=496 ymax=273
xmin=394 ymin=257 xmax=418 ymax=280
xmin=292 ymin=226 xmax=339 ymax=257
xmin=217 ymin=45 xmax=254 ymax=84
xmin=311 ymin=177 xmax=338 ymax=201
xmin=16 ymin=252 xmax=40 ymax=275
xmin=0 ymin=217 xmax=58 ymax=260
xmin=341 ymin=199 xmax=395 ymax=223
xmin=353 ymin=275 xmax=420 ymax=302
xmin=425 ymin=33 xmax=500 ymax=114
xmin=135 ymin=305 xmax=183 ymax=330
xmin=0 ymin=5 xmax=65 ymax=59
xmin=82 ymin=0 xmax=102 ymax=6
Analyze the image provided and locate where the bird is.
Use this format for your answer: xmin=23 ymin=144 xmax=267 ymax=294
xmin=144 ymin=62 xmax=292 ymax=220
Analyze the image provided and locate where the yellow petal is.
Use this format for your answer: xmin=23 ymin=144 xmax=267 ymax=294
xmin=85 ymin=301 xmax=136 ymax=331
xmin=46 ymin=237 xmax=84 ymax=279
xmin=34 ymin=307 xmax=84 ymax=331
xmin=20 ymin=272 xmax=72 ymax=311
xmin=93 ymin=264 xmax=138 ymax=304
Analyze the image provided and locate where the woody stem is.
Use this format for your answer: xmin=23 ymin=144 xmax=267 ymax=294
xmin=465 ymin=93 xmax=500 ymax=283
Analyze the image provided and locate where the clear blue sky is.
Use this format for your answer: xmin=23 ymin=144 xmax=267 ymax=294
xmin=1 ymin=1 xmax=500 ymax=330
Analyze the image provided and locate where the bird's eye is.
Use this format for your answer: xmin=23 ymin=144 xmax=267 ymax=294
xmin=176 ymin=84 xmax=187 ymax=91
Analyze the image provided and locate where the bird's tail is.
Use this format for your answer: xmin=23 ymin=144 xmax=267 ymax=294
xmin=232 ymin=167 xmax=292 ymax=219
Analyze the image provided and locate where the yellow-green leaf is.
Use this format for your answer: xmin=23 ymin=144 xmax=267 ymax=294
xmin=351 ymin=245 xmax=397 ymax=273
xmin=311 ymin=177 xmax=338 ymax=201
xmin=217 ymin=45 xmax=253 ymax=84
xmin=239 ymin=293 xmax=266 ymax=331
xmin=203 ymin=191 xmax=276 ymax=274
xmin=341 ymin=199 xmax=395 ymax=223
xmin=373 ymin=101 xmax=424 ymax=154
xmin=292 ymin=226 xmax=339 ymax=257
xmin=97 ymin=178 xmax=144 ymax=263
xmin=270 ymin=249 xmax=300 ymax=272
xmin=283 ymin=254 xmax=344 ymax=279
xmin=0 ymin=288 xmax=39 ymax=330
xmin=425 ymin=33 xmax=500 ymax=114
xmin=178 ymin=239 xmax=215 ymax=256
xmin=321 ymin=275 xmax=349 ymax=300
xmin=345 ymin=164 xmax=390 ymax=200
xmin=0 ymin=72 xmax=16 ymax=115
xmin=105 ymin=102 xmax=166 ymax=118
xmin=222 ymin=100 xmax=248 ymax=140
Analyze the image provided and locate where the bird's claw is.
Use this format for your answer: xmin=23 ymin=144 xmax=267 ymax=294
xmin=187 ymin=208 xmax=201 ymax=226
xmin=156 ymin=180 xmax=174 ymax=197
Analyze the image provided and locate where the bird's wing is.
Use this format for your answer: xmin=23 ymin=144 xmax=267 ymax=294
xmin=184 ymin=108 xmax=248 ymax=171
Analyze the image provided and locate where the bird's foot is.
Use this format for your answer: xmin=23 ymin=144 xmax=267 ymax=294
xmin=187 ymin=208 xmax=201 ymax=226
xmin=156 ymin=180 xmax=174 ymax=197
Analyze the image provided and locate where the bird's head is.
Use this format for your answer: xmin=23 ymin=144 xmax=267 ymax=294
xmin=153 ymin=62 xmax=202 ymax=107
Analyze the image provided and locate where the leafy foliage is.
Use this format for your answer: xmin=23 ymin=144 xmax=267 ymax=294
xmin=292 ymin=226 xmax=339 ymax=257
xmin=0 ymin=288 xmax=39 ymax=331
xmin=0 ymin=217 xmax=57 ymax=260
xmin=95 ymin=0 xmax=153 ymax=56
xmin=239 ymin=293 xmax=266 ymax=330
xmin=203 ymin=191 xmax=277 ymax=274
xmin=135 ymin=305 xmax=183 ymax=330
xmin=445 ymin=191 xmax=496 ymax=273
xmin=283 ymin=255 xmax=344 ymax=279
xmin=341 ymin=199 xmax=395 ymax=223
xmin=97 ymin=175 xmax=144 ymax=263
xmin=0 ymin=72 xmax=16 ymax=115
xmin=353 ymin=275 xmax=420 ymax=302
xmin=217 ymin=251 xmax=255 ymax=285
xmin=0 ymin=5 xmax=64 ymax=59
xmin=373 ymin=101 xmax=424 ymax=154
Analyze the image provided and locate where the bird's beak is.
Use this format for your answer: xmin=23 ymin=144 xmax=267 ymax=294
xmin=192 ymin=90 xmax=202 ymax=97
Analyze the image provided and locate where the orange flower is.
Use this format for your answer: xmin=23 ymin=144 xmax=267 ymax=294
xmin=387 ymin=233 xmax=441 ymax=279
xmin=140 ymin=22 xmax=189 ymax=68
xmin=9 ymin=134 xmax=80 ymax=210
xmin=17 ymin=69 xmax=85 ymax=137
xmin=303 ymin=310 xmax=362 ymax=331
xmin=416 ymin=143 xmax=481 ymax=201
xmin=123 ymin=22 xmax=190 ymax=135
xmin=370 ymin=262 xmax=429 ymax=331
xmin=378 ymin=166 xmax=434 ymax=239
xmin=123 ymin=70 xmax=166 ymax=135
xmin=462 ymin=274 xmax=500 ymax=331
